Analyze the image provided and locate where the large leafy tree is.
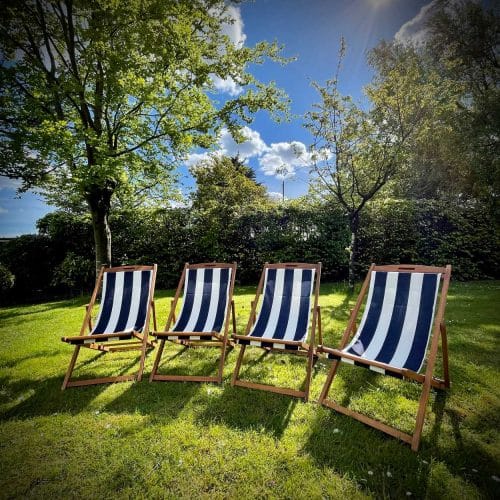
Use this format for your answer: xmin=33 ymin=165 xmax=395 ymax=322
xmin=190 ymin=155 xmax=271 ymax=259
xmin=370 ymin=1 xmax=499 ymax=204
xmin=191 ymin=155 xmax=270 ymax=214
xmin=305 ymin=40 xmax=444 ymax=286
xmin=0 ymin=0 xmax=287 ymax=272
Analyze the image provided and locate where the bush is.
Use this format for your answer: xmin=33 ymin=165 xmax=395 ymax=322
xmin=357 ymin=199 xmax=500 ymax=280
xmin=51 ymin=252 xmax=94 ymax=293
xmin=0 ymin=263 xmax=15 ymax=294
xmin=1 ymin=199 xmax=497 ymax=303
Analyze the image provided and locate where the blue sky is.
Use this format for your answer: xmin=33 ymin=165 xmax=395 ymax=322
xmin=0 ymin=0 xmax=437 ymax=237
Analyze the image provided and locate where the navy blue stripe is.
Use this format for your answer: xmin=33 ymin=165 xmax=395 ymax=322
xmin=348 ymin=272 xmax=387 ymax=356
xmin=93 ymin=273 xmax=116 ymax=334
xmin=250 ymin=269 xmax=277 ymax=337
xmin=294 ymin=270 xmax=313 ymax=341
xmin=327 ymin=353 xmax=341 ymax=361
xmin=173 ymin=269 xmax=198 ymax=331
xmin=273 ymin=269 xmax=294 ymax=339
xmin=114 ymin=271 xmax=134 ymax=332
xmin=193 ymin=268 xmax=213 ymax=331
xmin=133 ymin=271 xmax=151 ymax=332
xmin=212 ymin=268 xmax=230 ymax=332
xmin=68 ymin=333 xmax=132 ymax=345
xmin=404 ymin=274 xmax=438 ymax=371
xmin=375 ymin=273 xmax=411 ymax=364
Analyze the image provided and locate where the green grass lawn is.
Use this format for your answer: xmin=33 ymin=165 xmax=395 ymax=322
xmin=1 ymin=281 xmax=499 ymax=499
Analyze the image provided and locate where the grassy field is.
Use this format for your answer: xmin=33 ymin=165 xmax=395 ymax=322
xmin=0 ymin=280 xmax=499 ymax=499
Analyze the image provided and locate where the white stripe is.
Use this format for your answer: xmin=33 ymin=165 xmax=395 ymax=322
xmin=101 ymin=271 xmax=125 ymax=333
xmin=343 ymin=271 xmax=377 ymax=354
xmin=184 ymin=269 xmax=205 ymax=332
xmin=301 ymin=269 xmax=315 ymax=343
xmin=343 ymin=358 xmax=355 ymax=365
xmin=388 ymin=273 xmax=424 ymax=369
xmin=260 ymin=268 xmax=285 ymax=338
xmin=413 ymin=274 xmax=440 ymax=372
xmin=282 ymin=269 xmax=304 ymax=341
xmin=91 ymin=273 xmax=108 ymax=334
xmin=370 ymin=365 xmax=386 ymax=374
xmin=123 ymin=271 xmax=144 ymax=332
xmin=170 ymin=270 xmax=191 ymax=331
xmin=360 ymin=272 xmax=399 ymax=360
xmin=203 ymin=268 xmax=221 ymax=332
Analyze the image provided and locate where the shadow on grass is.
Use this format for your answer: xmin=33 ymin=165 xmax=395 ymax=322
xmin=196 ymin=380 xmax=298 ymax=438
xmin=0 ymin=371 xmax=106 ymax=420
xmin=0 ymin=297 xmax=88 ymax=321
xmin=195 ymin=347 xmax=325 ymax=438
xmin=0 ymin=350 xmax=62 ymax=370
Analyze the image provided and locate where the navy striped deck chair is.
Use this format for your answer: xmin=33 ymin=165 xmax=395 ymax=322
xmin=150 ymin=262 xmax=237 ymax=384
xmin=318 ymin=264 xmax=452 ymax=451
xmin=61 ymin=265 xmax=157 ymax=389
xmin=232 ymin=263 xmax=322 ymax=401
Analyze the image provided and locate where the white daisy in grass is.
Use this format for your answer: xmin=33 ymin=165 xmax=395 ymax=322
xmin=492 ymin=475 xmax=500 ymax=482
xmin=406 ymin=492 xmax=412 ymax=497
xmin=386 ymin=471 xmax=392 ymax=477
xmin=368 ymin=471 xmax=373 ymax=476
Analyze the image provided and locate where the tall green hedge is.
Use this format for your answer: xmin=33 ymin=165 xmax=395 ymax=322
xmin=1 ymin=199 xmax=498 ymax=302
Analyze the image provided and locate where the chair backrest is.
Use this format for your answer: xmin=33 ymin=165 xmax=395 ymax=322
xmin=172 ymin=264 xmax=234 ymax=333
xmin=92 ymin=266 xmax=155 ymax=334
xmin=249 ymin=263 xmax=319 ymax=342
xmin=345 ymin=265 xmax=449 ymax=372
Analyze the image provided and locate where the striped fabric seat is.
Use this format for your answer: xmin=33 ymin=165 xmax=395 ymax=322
xmin=327 ymin=271 xmax=441 ymax=374
xmin=157 ymin=266 xmax=232 ymax=340
xmin=235 ymin=267 xmax=315 ymax=350
xmin=65 ymin=268 xmax=154 ymax=345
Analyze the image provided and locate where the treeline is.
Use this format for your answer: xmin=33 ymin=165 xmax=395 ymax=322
xmin=1 ymin=199 xmax=498 ymax=302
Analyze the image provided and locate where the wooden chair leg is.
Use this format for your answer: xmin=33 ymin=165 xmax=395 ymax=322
xmin=318 ymin=359 xmax=341 ymax=404
xmin=231 ymin=344 xmax=246 ymax=386
xmin=231 ymin=300 xmax=237 ymax=334
xmin=136 ymin=336 xmax=149 ymax=382
xmin=411 ymin=378 xmax=432 ymax=451
xmin=440 ymin=323 xmax=451 ymax=389
xmin=216 ymin=339 xmax=228 ymax=384
xmin=149 ymin=339 xmax=166 ymax=382
xmin=303 ymin=347 xmax=315 ymax=402
xmin=61 ymin=345 xmax=81 ymax=390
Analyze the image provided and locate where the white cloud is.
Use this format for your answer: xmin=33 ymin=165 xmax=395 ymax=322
xmin=184 ymin=151 xmax=214 ymax=168
xmin=222 ymin=5 xmax=246 ymax=48
xmin=186 ymin=127 xmax=268 ymax=167
xmin=267 ymin=191 xmax=286 ymax=202
xmin=210 ymin=5 xmax=246 ymax=96
xmin=395 ymin=0 xmax=480 ymax=44
xmin=220 ymin=127 xmax=268 ymax=159
xmin=211 ymin=75 xmax=243 ymax=96
xmin=395 ymin=1 xmax=436 ymax=44
xmin=259 ymin=141 xmax=312 ymax=179
xmin=185 ymin=128 xmax=314 ymax=186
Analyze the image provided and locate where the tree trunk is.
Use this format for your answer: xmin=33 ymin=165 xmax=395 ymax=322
xmin=348 ymin=212 xmax=360 ymax=290
xmin=87 ymin=188 xmax=113 ymax=276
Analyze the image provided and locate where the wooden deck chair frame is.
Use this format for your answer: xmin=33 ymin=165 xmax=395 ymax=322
xmin=231 ymin=262 xmax=322 ymax=402
xmin=318 ymin=263 xmax=451 ymax=451
xmin=61 ymin=264 xmax=158 ymax=390
xmin=149 ymin=262 xmax=237 ymax=384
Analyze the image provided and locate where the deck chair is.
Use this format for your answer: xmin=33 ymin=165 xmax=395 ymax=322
xmin=149 ymin=262 xmax=237 ymax=384
xmin=61 ymin=264 xmax=157 ymax=389
xmin=231 ymin=263 xmax=322 ymax=401
xmin=318 ymin=264 xmax=452 ymax=451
